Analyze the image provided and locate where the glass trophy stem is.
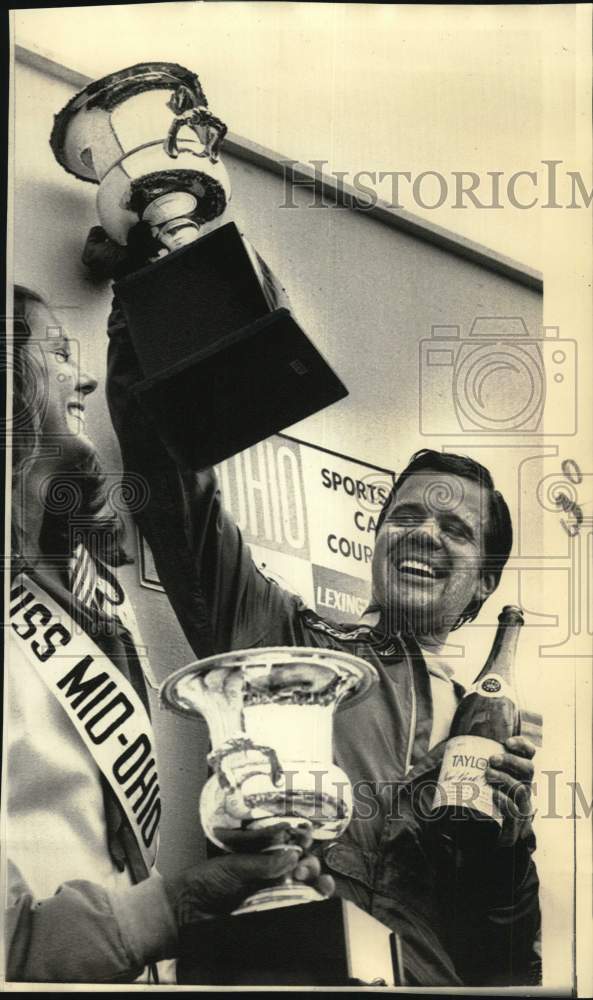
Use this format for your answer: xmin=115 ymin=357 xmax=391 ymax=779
xmin=232 ymin=877 xmax=325 ymax=915
xmin=231 ymin=841 xmax=325 ymax=915
xmin=142 ymin=191 xmax=203 ymax=253
xmin=156 ymin=217 xmax=202 ymax=251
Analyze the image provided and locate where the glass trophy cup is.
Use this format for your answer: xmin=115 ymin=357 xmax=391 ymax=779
xmin=160 ymin=646 xmax=375 ymax=910
xmin=50 ymin=63 xmax=347 ymax=469
xmin=159 ymin=647 xmax=398 ymax=986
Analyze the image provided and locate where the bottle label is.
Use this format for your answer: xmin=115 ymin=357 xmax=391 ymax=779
xmin=433 ymin=734 xmax=503 ymax=824
xmin=470 ymin=672 xmax=513 ymax=700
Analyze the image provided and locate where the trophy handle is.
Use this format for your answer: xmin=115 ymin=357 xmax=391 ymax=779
xmin=164 ymin=85 xmax=228 ymax=163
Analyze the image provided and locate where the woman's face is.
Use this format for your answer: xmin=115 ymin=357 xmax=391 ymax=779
xmin=22 ymin=301 xmax=98 ymax=470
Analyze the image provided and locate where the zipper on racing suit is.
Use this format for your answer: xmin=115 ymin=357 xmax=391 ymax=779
xmin=404 ymin=654 xmax=417 ymax=774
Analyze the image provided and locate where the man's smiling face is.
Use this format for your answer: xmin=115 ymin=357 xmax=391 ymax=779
xmin=371 ymin=470 xmax=496 ymax=643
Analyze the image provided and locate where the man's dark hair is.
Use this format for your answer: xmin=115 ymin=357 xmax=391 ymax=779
xmin=375 ymin=449 xmax=513 ymax=629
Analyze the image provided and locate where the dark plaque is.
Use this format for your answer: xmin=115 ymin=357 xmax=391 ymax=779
xmin=114 ymin=222 xmax=347 ymax=469
xmin=176 ymin=898 xmax=400 ymax=987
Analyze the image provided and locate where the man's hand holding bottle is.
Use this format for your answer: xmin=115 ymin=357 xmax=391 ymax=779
xmin=486 ymin=734 xmax=536 ymax=848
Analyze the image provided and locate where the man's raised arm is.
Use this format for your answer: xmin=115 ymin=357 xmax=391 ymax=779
xmin=100 ymin=233 xmax=304 ymax=657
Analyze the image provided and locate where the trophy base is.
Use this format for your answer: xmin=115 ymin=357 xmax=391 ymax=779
xmin=176 ymin=897 xmax=400 ymax=986
xmin=132 ymin=307 xmax=347 ymax=469
xmin=113 ymin=221 xmax=348 ymax=469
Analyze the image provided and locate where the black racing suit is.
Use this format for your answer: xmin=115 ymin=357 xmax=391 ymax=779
xmin=104 ymin=275 xmax=540 ymax=987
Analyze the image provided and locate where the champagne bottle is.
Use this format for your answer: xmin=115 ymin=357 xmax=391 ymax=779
xmin=433 ymin=605 xmax=523 ymax=838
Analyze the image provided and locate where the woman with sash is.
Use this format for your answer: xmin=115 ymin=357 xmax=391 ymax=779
xmin=5 ymin=285 xmax=332 ymax=983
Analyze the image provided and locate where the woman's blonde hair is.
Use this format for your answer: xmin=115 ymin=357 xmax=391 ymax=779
xmin=9 ymin=286 xmax=130 ymax=574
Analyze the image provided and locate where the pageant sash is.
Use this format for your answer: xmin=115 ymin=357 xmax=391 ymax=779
xmin=9 ymin=574 xmax=160 ymax=871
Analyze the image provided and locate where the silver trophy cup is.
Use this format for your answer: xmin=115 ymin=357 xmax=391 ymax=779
xmin=160 ymin=647 xmax=377 ymax=913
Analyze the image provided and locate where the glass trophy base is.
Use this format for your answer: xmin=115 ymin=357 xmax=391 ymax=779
xmin=232 ymin=880 xmax=325 ymax=914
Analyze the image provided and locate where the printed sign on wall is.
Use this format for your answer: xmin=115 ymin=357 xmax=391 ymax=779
xmin=139 ymin=433 xmax=395 ymax=624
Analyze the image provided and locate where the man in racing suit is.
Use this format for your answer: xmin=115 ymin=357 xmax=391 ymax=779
xmin=92 ymin=226 xmax=540 ymax=987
